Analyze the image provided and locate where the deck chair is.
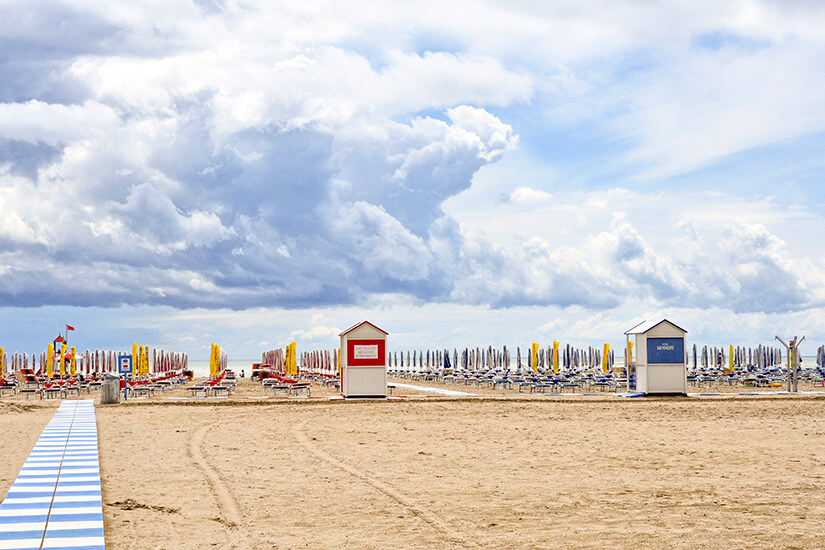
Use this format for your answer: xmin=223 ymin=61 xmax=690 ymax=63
xmin=19 ymin=368 xmax=40 ymax=388
xmin=288 ymin=383 xmax=311 ymax=397
xmin=0 ymin=377 xmax=17 ymax=397
xmin=188 ymin=384 xmax=211 ymax=397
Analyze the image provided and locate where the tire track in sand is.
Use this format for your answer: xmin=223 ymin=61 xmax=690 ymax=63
xmin=119 ymin=510 xmax=140 ymax=550
xmin=188 ymin=422 xmax=250 ymax=549
xmin=292 ymin=418 xmax=478 ymax=549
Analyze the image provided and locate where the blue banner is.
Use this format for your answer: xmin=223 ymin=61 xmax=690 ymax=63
xmin=647 ymin=337 xmax=684 ymax=364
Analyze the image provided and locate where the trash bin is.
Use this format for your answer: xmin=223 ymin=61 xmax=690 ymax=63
xmin=100 ymin=374 xmax=121 ymax=404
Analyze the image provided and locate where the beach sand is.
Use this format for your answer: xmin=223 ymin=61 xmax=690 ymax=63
xmin=2 ymin=384 xmax=824 ymax=549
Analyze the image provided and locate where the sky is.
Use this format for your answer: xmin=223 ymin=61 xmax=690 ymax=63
xmin=2 ymin=1 xmax=825 ymax=360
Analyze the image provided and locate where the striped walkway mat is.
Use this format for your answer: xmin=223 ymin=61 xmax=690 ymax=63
xmin=389 ymin=383 xmax=478 ymax=397
xmin=0 ymin=399 xmax=105 ymax=550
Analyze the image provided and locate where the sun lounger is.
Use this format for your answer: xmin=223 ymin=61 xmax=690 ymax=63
xmin=131 ymin=385 xmax=154 ymax=398
xmin=41 ymin=385 xmax=64 ymax=399
xmin=288 ymin=383 xmax=311 ymax=397
xmin=272 ymin=384 xmax=292 ymax=396
xmin=493 ymin=378 xmax=512 ymax=390
xmin=272 ymin=382 xmax=311 ymax=397
xmin=188 ymin=385 xmax=210 ymax=397
xmin=210 ymin=385 xmax=231 ymax=397
xmin=19 ymin=368 xmax=40 ymax=388
xmin=560 ymin=382 xmax=581 ymax=393
xmin=18 ymin=387 xmax=38 ymax=399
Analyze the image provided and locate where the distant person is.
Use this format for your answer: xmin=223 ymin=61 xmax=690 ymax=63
xmin=241 ymin=369 xmax=245 ymax=378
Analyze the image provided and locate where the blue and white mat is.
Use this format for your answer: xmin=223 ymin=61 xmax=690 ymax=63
xmin=390 ymin=383 xmax=479 ymax=397
xmin=0 ymin=399 xmax=104 ymax=550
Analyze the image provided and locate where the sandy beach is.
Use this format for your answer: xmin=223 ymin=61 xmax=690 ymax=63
xmin=2 ymin=380 xmax=824 ymax=549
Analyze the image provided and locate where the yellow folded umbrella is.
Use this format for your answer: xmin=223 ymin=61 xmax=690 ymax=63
xmin=602 ymin=343 xmax=610 ymax=373
xmin=60 ymin=342 xmax=67 ymax=377
xmin=552 ymin=341 xmax=559 ymax=374
xmin=132 ymin=342 xmax=138 ymax=377
xmin=47 ymin=343 xmax=54 ymax=378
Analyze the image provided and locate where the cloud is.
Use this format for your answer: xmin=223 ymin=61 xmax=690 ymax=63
xmin=0 ymin=100 xmax=120 ymax=146
xmin=90 ymin=182 xmax=234 ymax=254
xmin=508 ymin=187 xmax=552 ymax=203
xmin=616 ymin=41 xmax=825 ymax=179
xmin=1 ymin=0 xmax=825 ymax=329
xmin=437 ymin=188 xmax=825 ymax=315
xmin=290 ymin=324 xmax=341 ymax=341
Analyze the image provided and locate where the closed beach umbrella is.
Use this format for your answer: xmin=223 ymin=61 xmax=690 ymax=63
xmin=132 ymin=342 xmax=138 ymax=377
xmin=553 ymin=341 xmax=559 ymax=374
xmin=59 ymin=341 xmax=67 ymax=377
xmin=602 ymin=343 xmax=610 ymax=373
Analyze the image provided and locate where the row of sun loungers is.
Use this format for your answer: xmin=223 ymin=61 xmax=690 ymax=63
xmin=1 ymin=369 xmax=104 ymax=399
xmin=390 ymin=365 xmax=825 ymax=393
xmin=252 ymin=364 xmax=341 ymax=395
xmin=0 ymin=369 xmax=189 ymax=400
xmin=259 ymin=375 xmax=311 ymax=397
xmin=390 ymin=368 xmax=622 ymax=393
xmin=187 ymin=370 xmax=237 ymax=397
xmin=186 ymin=370 xmax=314 ymax=398
xmin=122 ymin=372 xmax=188 ymax=398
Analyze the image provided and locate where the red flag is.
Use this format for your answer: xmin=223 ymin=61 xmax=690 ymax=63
xmin=67 ymin=325 xmax=75 ymax=331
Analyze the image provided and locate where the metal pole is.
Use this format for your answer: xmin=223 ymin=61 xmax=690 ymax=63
xmin=775 ymin=336 xmax=790 ymax=392
xmin=793 ymin=336 xmax=805 ymax=393
xmin=776 ymin=335 xmax=804 ymax=393
xmin=788 ymin=336 xmax=796 ymax=392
